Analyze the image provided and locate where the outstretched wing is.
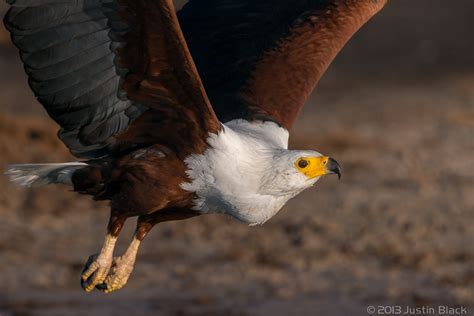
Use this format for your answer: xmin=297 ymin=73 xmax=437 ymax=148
xmin=4 ymin=0 xmax=220 ymax=158
xmin=178 ymin=0 xmax=387 ymax=130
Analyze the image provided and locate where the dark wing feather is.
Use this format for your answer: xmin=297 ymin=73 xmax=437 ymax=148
xmin=5 ymin=0 xmax=220 ymax=158
xmin=178 ymin=0 xmax=387 ymax=130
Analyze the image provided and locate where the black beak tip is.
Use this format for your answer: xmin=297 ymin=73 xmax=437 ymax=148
xmin=328 ymin=157 xmax=342 ymax=180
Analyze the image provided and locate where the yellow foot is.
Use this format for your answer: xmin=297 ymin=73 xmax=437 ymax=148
xmin=80 ymin=253 xmax=113 ymax=292
xmin=80 ymin=234 xmax=117 ymax=293
xmin=97 ymin=255 xmax=135 ymax=293
xmin=96 ymin=237 xmax=140 ymax=293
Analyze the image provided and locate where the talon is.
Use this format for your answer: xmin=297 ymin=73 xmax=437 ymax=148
xmin=97 ymin=256 xmax=134 ymax=293
xmin=80 ymin=234 xmax=117 ymax=293
xmin=97 ymin=236 xmax=140 ymax=294
xmin=80 ymin=253 xmax=113 ymax=292
xmin=81 ymin=255 xmax=99 ymax=281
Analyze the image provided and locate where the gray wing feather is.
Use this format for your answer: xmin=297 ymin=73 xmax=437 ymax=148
xmin=4 ymin=0 xmax=146 ymax=158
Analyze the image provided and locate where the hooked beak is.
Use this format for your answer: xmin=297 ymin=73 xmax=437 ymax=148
xmin=326 ymin=157 xmax=342 ymax=180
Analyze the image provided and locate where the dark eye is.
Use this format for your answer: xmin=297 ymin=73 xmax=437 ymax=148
xmin=298 ymin=159 xmax=309 ymax=169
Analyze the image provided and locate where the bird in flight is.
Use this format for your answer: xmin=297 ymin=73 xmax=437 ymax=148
xmin=4 ymin=0 xmax=387 ymax=293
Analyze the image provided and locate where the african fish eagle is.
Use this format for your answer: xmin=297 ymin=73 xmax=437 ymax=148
xmin=4 ymin=0 xmax=387 ymax=293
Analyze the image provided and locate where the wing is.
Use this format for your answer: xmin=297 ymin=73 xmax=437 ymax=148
xmin=178 ymin=0 xmax=387 ymax=130
xmin=4 ymin=0 xmax=220 ymax=159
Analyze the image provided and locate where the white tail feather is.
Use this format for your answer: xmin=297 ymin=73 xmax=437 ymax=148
xmin=4 ymin=163 xmax=88 ymax=187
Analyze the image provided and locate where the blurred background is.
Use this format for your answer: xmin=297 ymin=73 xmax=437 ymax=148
xmin=0 ymin=1 xmax=473 ymax=315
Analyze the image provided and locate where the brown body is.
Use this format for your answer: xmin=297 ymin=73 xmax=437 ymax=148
xmin=72 ymin=145 xmax=198 ymax=240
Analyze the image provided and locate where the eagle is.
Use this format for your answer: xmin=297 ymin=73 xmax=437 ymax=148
xmin=4 ymin=0 xmax=387 ymax=293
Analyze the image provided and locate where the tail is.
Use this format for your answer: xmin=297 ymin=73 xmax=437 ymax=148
xmin=5 ymin=162 xmax=88 ymax=187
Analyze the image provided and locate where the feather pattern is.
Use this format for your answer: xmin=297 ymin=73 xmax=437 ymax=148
xmin=179 ymin=0 xmax=388 ymax=129
xmin=4 ymin=0 xmax=220 ymax=159
xmin=5 ymin=163 xmax=88 ymax=187
xmin=4 ymin=0 xmax=138 ymax=157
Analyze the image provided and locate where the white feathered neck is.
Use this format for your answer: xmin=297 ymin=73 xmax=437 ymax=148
xmin=181 ymin=119 xmax=317 ymax=225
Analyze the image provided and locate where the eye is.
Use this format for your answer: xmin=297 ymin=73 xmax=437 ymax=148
xmin=298 ymin=159 xmax=309 ymax=169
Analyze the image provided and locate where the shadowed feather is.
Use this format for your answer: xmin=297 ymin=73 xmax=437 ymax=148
xmin=5 ymin=0 xmax=220 ymax=158
xmin=179 ymin=0 xmax=388 ymax=129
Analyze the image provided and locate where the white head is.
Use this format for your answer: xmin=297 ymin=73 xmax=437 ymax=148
xmin=182 ymin=120 xmax=341 ymax=225
xmin=259 ymin=149 xmax=341 ymax=197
